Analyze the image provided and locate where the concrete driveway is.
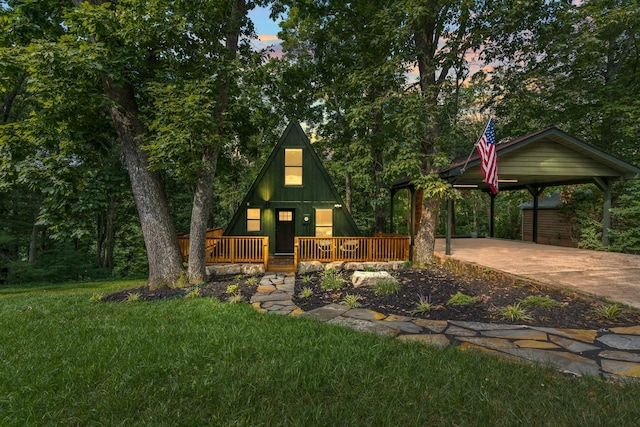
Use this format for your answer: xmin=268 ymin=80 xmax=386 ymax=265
xmin=434 ymin=238 xmax=640 ymax=309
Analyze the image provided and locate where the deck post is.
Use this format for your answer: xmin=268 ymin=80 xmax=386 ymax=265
xmin=293 ymin=238 xmax=299 ymax=273
xmin=263 ymin=237 xmax=269 ymax=271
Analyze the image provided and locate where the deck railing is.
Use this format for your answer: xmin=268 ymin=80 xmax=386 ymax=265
xmin=177 ymin=228 xmax=224 ymax=261
xmin=295 ymin=236 xmax=410 ymax=264
xmin=178 ymin=234 xmax=409 ymax=271
xmin=178 ymin=233 xmax=268 ymax=268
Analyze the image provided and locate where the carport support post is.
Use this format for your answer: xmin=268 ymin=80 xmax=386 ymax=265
xmin=594 ymin=178 xmax=612 ymax=247
xmin=446 ymin=198 xmax=453 ymax=255
xmin=489 ymin=192 xmax=496 ymax=237
xmin=526 ymin=185 xmax=544 ymax=244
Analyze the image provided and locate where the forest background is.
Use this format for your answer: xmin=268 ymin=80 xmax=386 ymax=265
xmin=1 ymin=0 xmax=639 ymax=286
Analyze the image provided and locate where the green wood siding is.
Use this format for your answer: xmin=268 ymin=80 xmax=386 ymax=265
xmin=224 ymin=121 xmax=359 ymax=254
xmin=498 ymin=141 xmax=622 ymax=176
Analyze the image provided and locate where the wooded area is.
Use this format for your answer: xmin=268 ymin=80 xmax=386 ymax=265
xmin=1 ymin=0 xmax=639 ymax=286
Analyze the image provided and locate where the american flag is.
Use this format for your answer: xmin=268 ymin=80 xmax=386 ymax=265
xmin=476 ymin=119 xmax=499 ymax=195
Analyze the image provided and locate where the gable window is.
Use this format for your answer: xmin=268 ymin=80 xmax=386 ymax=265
xmin=315 ymin=209 xmax=332 ymax=237
xmin=247 ymin=208 xmax=261 ymax=232
xmin=284 ymin=148 xmax=303 ymax=186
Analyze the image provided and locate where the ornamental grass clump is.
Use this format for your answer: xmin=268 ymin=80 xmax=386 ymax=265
xmin=321 ymin=268 xmax=344 ymax=290
xmin=299 ymin=286 xmax=313 ymax=299
xmin=591 ymin=302 xmax=624 ymax=320
xmin=373 ymin=280 xmax=400 ymax=296
xmin=341 ymin=294 xmax=362 ymax=308
xmin=499 ymin=302 xmax=534 ymax=322
xmin=185 ymin=288 xmax=201 ymax=299
xmin=412 ymin=293 xmax=433 ymax=314
xmin=126 ymin=292 xmax=141 ymax=303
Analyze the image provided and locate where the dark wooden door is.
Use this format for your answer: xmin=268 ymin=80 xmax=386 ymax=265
xmin=275 ymin=209 xmax=295 ymax=254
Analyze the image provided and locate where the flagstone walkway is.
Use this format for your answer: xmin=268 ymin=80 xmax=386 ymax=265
xmin=250 ymin=272 xmax=640 ymax=380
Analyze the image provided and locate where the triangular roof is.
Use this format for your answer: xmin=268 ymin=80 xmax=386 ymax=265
xmin=439 ymin=126 xmax=640 ymax=191
xmin=225 ymin=121 xmax=360 ymax=235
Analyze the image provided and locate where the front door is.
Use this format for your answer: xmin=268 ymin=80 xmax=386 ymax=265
xmin=275 ymin=209 xmax=295 ymax=254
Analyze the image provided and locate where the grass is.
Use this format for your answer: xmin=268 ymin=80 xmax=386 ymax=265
xmin=520 ymin=295 xmax=563 ymax=308
xmin=447 ymin=291 xmax=478 ymax=306
xmin=2 ymin=279 xmax=640 ymax=425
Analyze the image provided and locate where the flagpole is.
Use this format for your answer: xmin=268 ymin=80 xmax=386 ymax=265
xmin=460 ymin=119 xmax=492 ymax=174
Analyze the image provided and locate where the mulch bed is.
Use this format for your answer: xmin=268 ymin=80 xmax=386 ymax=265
xmin=103 ymin=274 xmax=258 ymax=304
xmin=104 ymin=266 xmax=640 ymax=330
xmin=292 ymin=266 xmax=640 ymax=330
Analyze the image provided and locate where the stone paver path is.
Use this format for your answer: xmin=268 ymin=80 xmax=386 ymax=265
xmin=250 ymin=272 xmax=640 ymax=380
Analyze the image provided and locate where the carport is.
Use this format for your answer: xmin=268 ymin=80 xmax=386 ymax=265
xmin=392 ymin=126 xmax=640 ymax=255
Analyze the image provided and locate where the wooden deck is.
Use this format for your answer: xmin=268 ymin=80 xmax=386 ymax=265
xmin=177 ymin=233 xmax=410 ymax=272
xmin=295 ymin=236 xmax=410 ymax=264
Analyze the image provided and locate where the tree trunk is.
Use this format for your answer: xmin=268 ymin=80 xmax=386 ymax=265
xmin=411 ymin=7 xmax=447 ymax=264
xmin=102 ymin=76 xmax=185 ymax=289
xmin=70 ymin=0 xmax=185 ymax=288
xmin=187 ymin=0 xmax=246 ymax=283
xmin=345 ymin=171 xmax=353 ymax=213
xmin=413 ymin=195 xmax=441 ymax=265
xmin=28 ymin=197 xmax=41 ymax=264
xmin=373 ymin=148 xmax=386 ymax=234
xmin=96 ymin=195 xmax=117 ymax=269
xmin=188 ymin=146 xmax=220 ymax=282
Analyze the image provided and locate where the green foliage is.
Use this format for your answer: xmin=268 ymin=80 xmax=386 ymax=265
xmin=520 ymin=295 xmax=563 ymax=309
xmin=610 ymin=181 xmax=640 ymax=254
xmin=373 ymin=280 xmax=400 ymax=296
xmin=559 ymin=185 xmax=605 ymax=250
xmin=498 ymin=302 xmax=534 ymax=322
xmin=245 ymin=277 xmax=258 ymax=286
xmin=320 ymin=268 xmax=344 ymax=290
xmin=226 ymin=284 xmax=239 ymax=295
xmin=341 ymin=294 xmax=362 ymax=308
xmin=301 ymin=274 xmax=313 ymax=284
xmin=447 ymin=292 xmax=478 ymax=306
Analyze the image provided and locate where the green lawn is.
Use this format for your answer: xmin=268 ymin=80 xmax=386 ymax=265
xmin=1 ymin=279 xmax=640 ymax=426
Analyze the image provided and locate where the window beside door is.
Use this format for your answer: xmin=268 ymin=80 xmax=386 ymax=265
xmin=247 ymin=208 xmax=261 ymax=232
xmin=315 ymin=209 xmax=332 ymax=237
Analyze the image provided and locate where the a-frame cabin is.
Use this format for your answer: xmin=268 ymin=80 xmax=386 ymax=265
xmin=225 ymin=121 xmax=360 ymax=256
